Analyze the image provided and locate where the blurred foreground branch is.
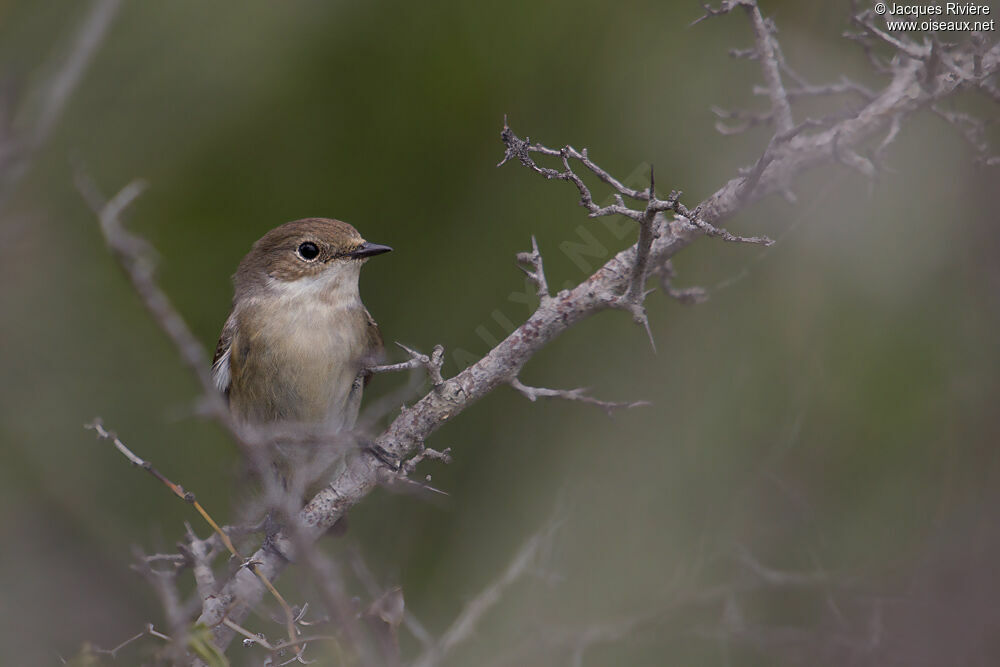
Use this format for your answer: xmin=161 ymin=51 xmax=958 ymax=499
xmin=0 ymin=0 xmax=121 ymax=213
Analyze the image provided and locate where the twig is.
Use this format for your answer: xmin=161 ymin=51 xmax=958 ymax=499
xmin=852 ymin=10 xmax=929 ymax=59
xmin=76 ymin=175 xmax=232 ymax=426
xmin=694 ymin=1 xmax=794 ymax=132
xmin=509 ymin=378 xmax=649 ymax=417
xmin=180 ymin=522 xmax=220 ymax=603
xmin=348 ymin=546 xmax=436 ymax=650
xmin=401 ymin=444 xmax=453 ymax=475
xmin=498 ymin=125 xmax=773 ymax=248
xmin=768 ymin=76 xmax=875 ymax=102
xmin=91 ymin=624 xmax=166 ymax=659
xmin=132 ymin=549 xmax=188 ymax=664
xmin=411 ymin=519 xmax=561 ymax=667
xmin=368 ymin=343 xmax=445 ymax=387
xmin=0 ymin=0 xmax=122 ymax=212
xmin=742 ymin=1 xmax=794 ymax=134
xmin=622 ymin=168 xmax=660 ymax=351
xmin=86 ymin=419 xmax=301 ymax=658
xmin=515 ymin=235 xmax=551 ymax=302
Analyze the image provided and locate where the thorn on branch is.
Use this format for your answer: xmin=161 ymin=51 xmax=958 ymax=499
xmin=515 ymin=235 xmax=551 ymax=302
xmin=622 ymin=167 xmax=661 ymax=353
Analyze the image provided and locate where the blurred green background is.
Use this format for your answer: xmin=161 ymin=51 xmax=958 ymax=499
xmin=1 ymin=1 xmax=998 ymax=665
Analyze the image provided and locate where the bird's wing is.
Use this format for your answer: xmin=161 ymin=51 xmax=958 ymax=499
xmin=211 ymin=312 xmax=237 ymax=399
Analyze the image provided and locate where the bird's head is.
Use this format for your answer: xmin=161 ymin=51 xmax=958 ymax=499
xmin=234 ymin=218 xmax=391 ymax=300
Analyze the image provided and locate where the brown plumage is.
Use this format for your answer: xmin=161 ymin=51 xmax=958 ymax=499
xmin=212 ymin=218 xmax=389 ymax=431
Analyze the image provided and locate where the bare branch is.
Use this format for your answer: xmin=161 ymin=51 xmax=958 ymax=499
xmin=742 ymin=1 xmax=794 ymax=134
xmin=132 ymin=548 xmax=189 ymax=664
xmin=76 ymin=175 xmax=232 ymax=426
xmin=931 ymin=103 xmax=993 ymax=159
xmin=349 ymin=546 xmax=435 ymax=651
xmin=0 ymin=0 xmax=122 ymax=212
xmin=695 ymin=1 xmax=794 ymax=132
xmin=87 ymin=418 xmax=303 ymax=659
xmin=499 ymin=124 xmax=772 ymax=248
xmin=768 ymin=76 xmax=875 ymax=102
xmin=91 ymin=623 xmax=171 ymax=660
xmin=180 ymin=523 xmax=220 ymax=603
xmin=86 ymin=419 xmax=197 ymax=502
xmin=851 ymin=9 xmax=929 ymax=59
xmin=411 ymin=519 xmax=561 ymax=667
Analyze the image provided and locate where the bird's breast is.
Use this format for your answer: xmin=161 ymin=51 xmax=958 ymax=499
xmin=229 ymin=294 xmax=370 ymax=429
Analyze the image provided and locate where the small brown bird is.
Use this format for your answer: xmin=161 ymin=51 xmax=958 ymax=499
xmin=211 ymin=218 xmax=391 ymax=434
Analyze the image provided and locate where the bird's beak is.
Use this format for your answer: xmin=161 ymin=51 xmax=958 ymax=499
xmin=348 ymin=242 xmax=393 ymax=259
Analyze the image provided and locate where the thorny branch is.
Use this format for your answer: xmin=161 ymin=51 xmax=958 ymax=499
xmin=83 ymin=0 xmax=1000 ymax=662
xmin=86 ymin=419 xmax=306 ymax=661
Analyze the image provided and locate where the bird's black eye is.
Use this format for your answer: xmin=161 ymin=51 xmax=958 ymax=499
xmin=297 ymin=241 xmax=320 ymax=261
